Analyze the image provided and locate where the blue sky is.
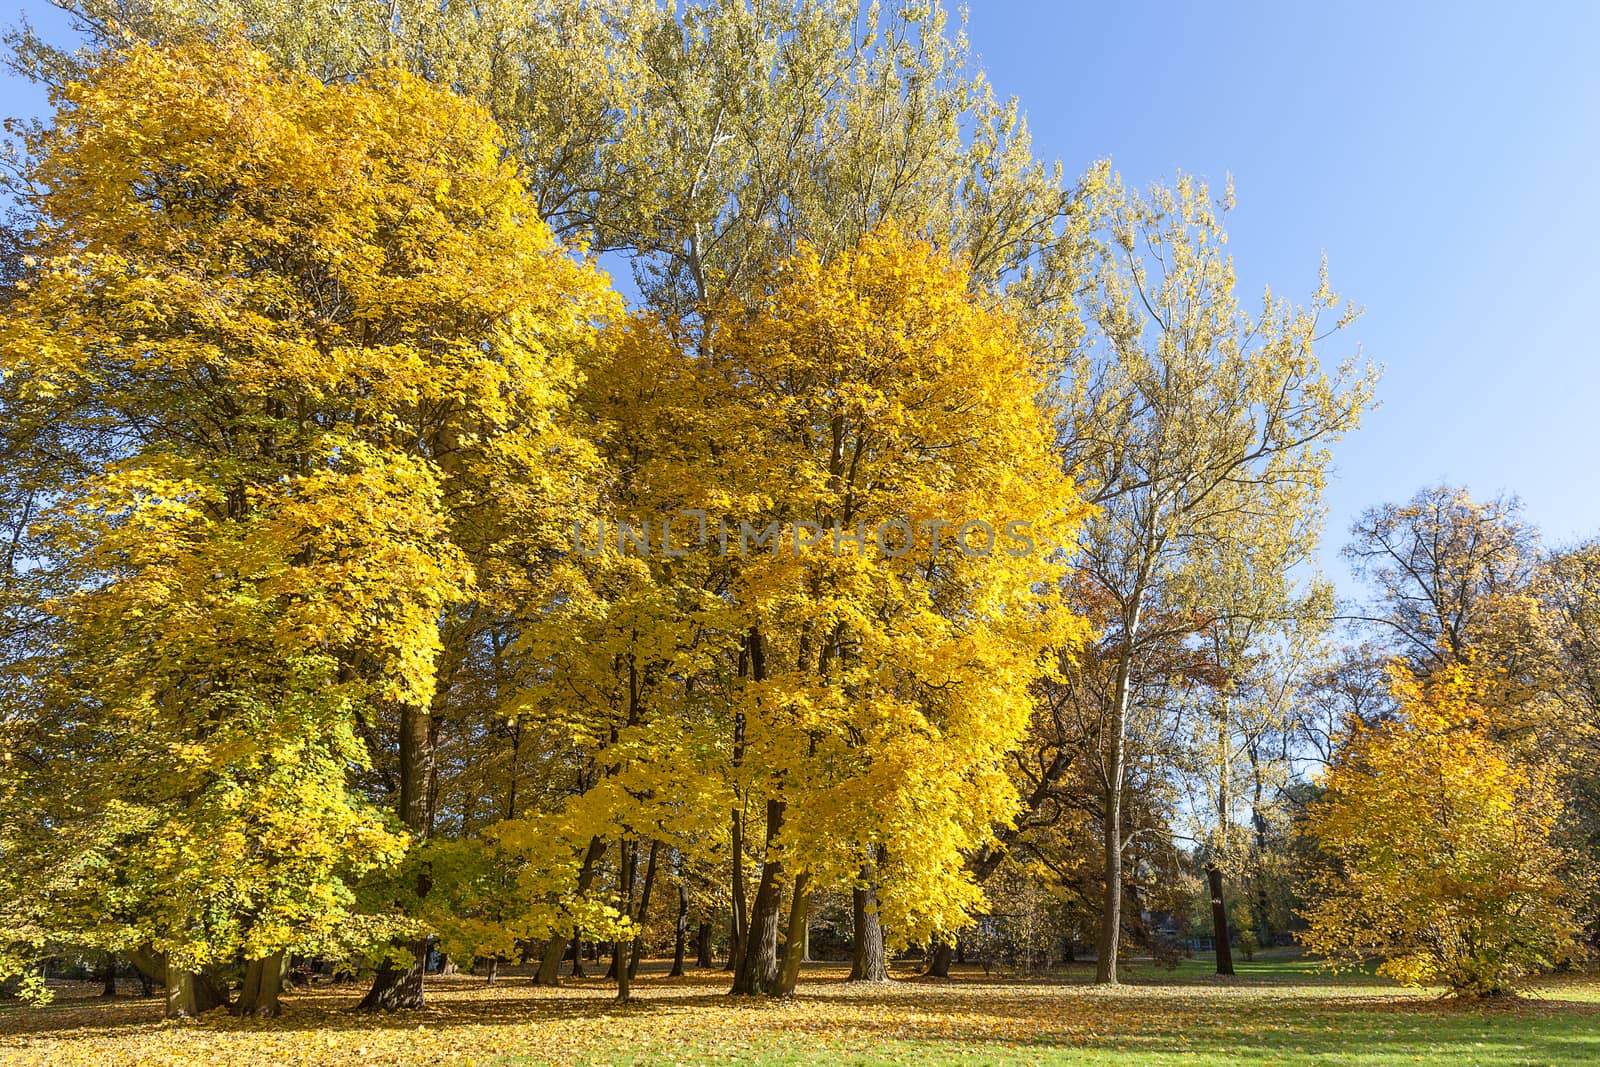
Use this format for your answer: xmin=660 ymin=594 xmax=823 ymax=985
xmin=960 ymin=0 xmax=1600 ymax=571
xmin=5 ymin=1 xmax=1598 ymax=587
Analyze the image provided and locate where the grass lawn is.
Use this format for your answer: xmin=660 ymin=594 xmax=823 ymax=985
xmin=2 ymin=953 xmax=1596 ymax=1066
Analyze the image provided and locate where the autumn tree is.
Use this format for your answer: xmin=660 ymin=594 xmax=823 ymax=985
xmin=599 ymin=227 xmax=1092 ymax=995
xmin=19 ymin=1 xmax=1090 ymax=323
xmin=1345 ymin=487 xmax=1541 ymax=681
xmin=1536 ymin=541 xmax=1600 ymax=932
xmin=1064 ymin=171 xmax=1375 ymax=983
xmin=13 ymin=0 xmax=1108 ymax=986
xmin=1301 ymin=664 xmax=1586 ymax=996
xmin=0 ymin=36 xmax=616 ymax=1013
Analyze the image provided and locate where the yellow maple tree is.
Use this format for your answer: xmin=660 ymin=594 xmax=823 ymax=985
xmin=1301 ymin=662 xmax=1587 ymax=995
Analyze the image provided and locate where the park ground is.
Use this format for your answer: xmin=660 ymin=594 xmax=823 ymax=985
xmin=2 ymin=953 xmax=1598 ymax=1066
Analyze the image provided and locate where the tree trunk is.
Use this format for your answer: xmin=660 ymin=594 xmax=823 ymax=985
xmin=569 ymin=931 xmax=587 ymax=978
xmin=801 ymin=915 xmax=811 ymax=962
xmin=236 ymin=951 xmax=284 ymax=1017
xmin=670 ymin=882 xmax=690 ymax=977
xmin=165 ymin=968 xmax=198 ymax=1020
xmin=925 ymin=940 xmax=953 ymax=978
xmin=1096 ymin=601 xmax=1141 ymax=986
xmin=1096 ymin=779 xmax=1124 ymax=985
xmin=99 ymin=952 xmax=118 ymax=998
xmin=614 ymin=939 xmax=631 ymax=1002
xmin=627 ymin=840 xmax=661 ymax=980
xmin=128 ymin=947 xmax=162 ymax=998
xmin=848 ymin=887 xmax=887 ymax=982
xmin=356 ymin=940 xmax=427 ymax=1012
xmin=537 ymin=836 xmax=607 ymax=986
xmin=724 ymin=912 xmax=739 ymax=972
xmin=848 ymin=859 xmax=888 ymax=983
xmin=484 ymin=955 xmax=499 ymax=986
xmin=777 ymin=872 xmax=811 ymax=996
xmin=726 ymin=625 xmax=757 ymax=976
xmin=1207 ymin=866 xmax=1235 ymax=976
xmin=163 ymin=965 xmax=228 ymax=1019
xmin=696 ymin=920 xmax=713 ymax=968
xmin=359 ymin=698 xmax=435 ymax=1011
xmin=731 ymin=798 xmax=786 ymax=995
xmin=606 ymin=840 xmax=637 ymax=984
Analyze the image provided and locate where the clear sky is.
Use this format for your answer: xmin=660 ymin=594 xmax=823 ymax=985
xmin=959 ymin=0 xmax=1600 ymax=575
xmin=4 ymin=1 xmax=1599 ymax=586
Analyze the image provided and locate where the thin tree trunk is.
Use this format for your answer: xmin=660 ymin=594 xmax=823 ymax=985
xmin=537 ymin=836 xmax=607 ymax=986
xmin=727 ymin=627 xmax=757 ymax=974
xmin=1096 ymin=623 xmax=1137 ymax=986
xmin=627 ymin=840 xmax=661 ymax=980
xmin=99 ymin=952 xmax=117 ymax=998
xmin=777 ymin=872 xmax=811 ymax=996
xmin=128 ymin=948 xmax=161 ymax=998
xmin=1096 ymin=778 xmax=1124 ymax=985
xmin=925 ymin=940 xmax=953 ymax=978
xmin=670 ymin=882 xmax=690 ymax=977
xmin=724 ymin=912 xmax=739 ymax=972
xmin=613 ymin=839 xmax=640 ymax=1002
xmin=569 ymin=931 xmax=587 ymax=978
xmin=1207 ymin=866 xmax=1235 ymax=976
xmin=607 ymin=839 xmax=639 ymax=984
xmin=359 ymin=698 xmax=435 ymax=1011
xmin=484 ymin=956 xmax=498 ymax=986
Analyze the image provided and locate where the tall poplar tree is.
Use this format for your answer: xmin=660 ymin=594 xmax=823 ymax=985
xmin=1064 ymin=172 xmax=1375 ymax=983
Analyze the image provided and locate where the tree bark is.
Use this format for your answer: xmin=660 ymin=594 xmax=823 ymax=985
xmin=614 ymin=938 xmax=631 ymax=1002
xmin=1207 ymin=866 xmax=1235 ymax=976
xmin=777 ymin=872 xmax=811 ymax=996
xmin=235 ymin=951 xmax=284 ymax=1017
xmin=163 ymin=965 xmax=228 ymax=1019
xmin=356 ymin=941 xmax=428 ymax=1012
xmin=925 ymin=939 xmax=953 ymax=978
xmin=165 ymin=968 xmax=197 ymax=1020
xmin=98 ymin=952 xmax=118 ymax=997
xmin=1096 ymin=779 xmax=1124 ymax=985
xmin=537 ymin=836 xmax=607 ymax=986
xmin=849 ymin=857 xmax=888 ymax=983
xmin=1096 ymin=617 xmax=1138 ymax=985
xmin=569 ymin=931 xmax=587 ymax=978
xmin=696 ymin=920 xmax=714 ymax=968
xmin=731 ymin=798 xmax=786 ymax=995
